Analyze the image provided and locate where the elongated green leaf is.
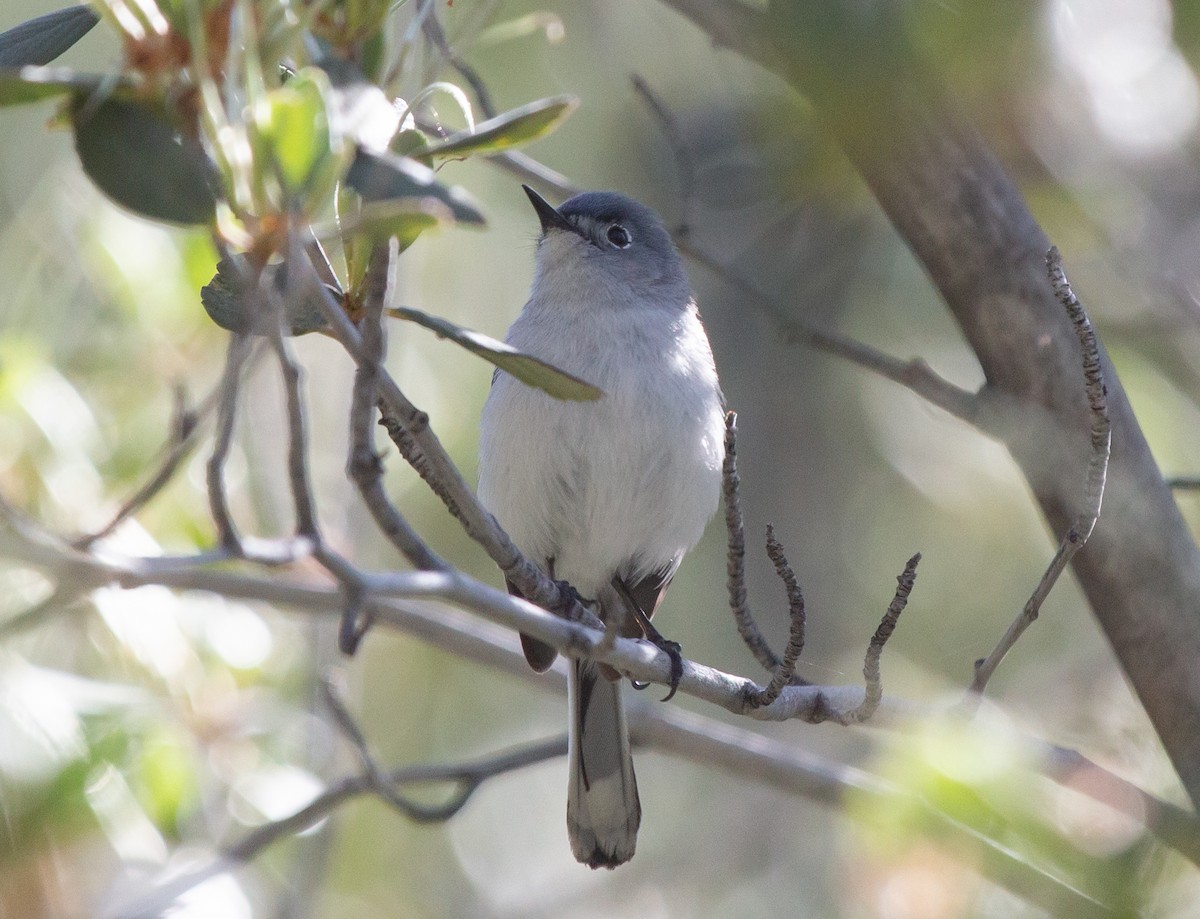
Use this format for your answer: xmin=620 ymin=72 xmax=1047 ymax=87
xmin=389 ymin=306 xmax=602 ymax=401
xmin=344 ymin=148 xmax=485 ymax=224
xmin=343 ymin=199 xmax=447 ymax=249
xmin=73 ymin=95 xmax=216 ymax=224
xmin=0 ymin=6 xmax=99 ymax=67
xmin=0 ymin=64 xmax=104 ymax=105
xmin=254 ymin=69 xmax=344 ymax=200
xmin=424 ymin=95 xmax=578 ymax=158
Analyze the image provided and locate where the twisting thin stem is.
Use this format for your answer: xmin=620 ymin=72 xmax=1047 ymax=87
xmin=722 ymin=411 xmax=784 ymax=673
xmin=839 ymin=553 xmax=920 ymax=725
xmin=746 ymin=525 xmax=807 ymax=708
xmin=321 ymin=674 xmax=468 ymax=820
xmin=267 ymin=240 xmax=319 ymax=540
xmin=968 ymin=248 xmax=1111 ymax=699
xmin=112 ymin=735 xmax=568 ymax=919
xmin=207 ymin=331 xmax=252 ymax=552
xmin=345 ymin=242 xmax=447 ymax=573
xmin=74 ymin=382 xmax=209 ymax=549
xmin=419 ymin=0 xmax=496 ymax=118
xmin=1049 ymin=246 xmax=1111 ymax=540
xmin=630 ymin=74 xmax=696 ymax=235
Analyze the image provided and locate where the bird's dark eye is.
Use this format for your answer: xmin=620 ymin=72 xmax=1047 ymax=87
xmin=606 ymin=224 xmax=632 ymax=249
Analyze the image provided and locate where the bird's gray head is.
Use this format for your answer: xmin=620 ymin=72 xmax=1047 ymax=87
xmin=522 ymin=185 xmax=690 ymax=307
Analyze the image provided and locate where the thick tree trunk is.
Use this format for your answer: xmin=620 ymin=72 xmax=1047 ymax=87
xmin=661 ymin=0 xmax=1200 ymax=808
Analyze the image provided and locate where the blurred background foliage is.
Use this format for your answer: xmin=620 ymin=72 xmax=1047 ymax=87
xmin=3 ymin=0 xmax=1200 ymax=916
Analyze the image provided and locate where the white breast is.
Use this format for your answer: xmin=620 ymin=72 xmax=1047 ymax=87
xmin=478 ymin=292 xmax=724 ymax=599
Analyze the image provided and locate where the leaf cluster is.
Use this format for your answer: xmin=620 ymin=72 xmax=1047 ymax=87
xmin=0 ymin=2 xmax=589 ymax=399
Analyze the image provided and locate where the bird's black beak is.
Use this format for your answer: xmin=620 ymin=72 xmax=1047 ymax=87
xmin=523 ymin=185 xmax=575 ymax=235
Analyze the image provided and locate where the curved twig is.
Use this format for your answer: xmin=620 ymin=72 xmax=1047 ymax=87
xmin=722 ymin=411 xmax=784 ymax=673
xmin=836 ymin=552 xmax=919 ymax=725
xmin=968 ymin=249 xmax=1111 ymax=698
xmin=745 ymin=525 xmax=807 ymax=708
xmin=206 ymin=331 xmax=251 ymax=553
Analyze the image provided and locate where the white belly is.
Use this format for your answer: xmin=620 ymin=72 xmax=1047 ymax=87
xmin=477 ymin=301 xmax=724 ymax=599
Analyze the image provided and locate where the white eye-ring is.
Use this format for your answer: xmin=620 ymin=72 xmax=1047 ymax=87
xmin=606 ymin=224 xmax=632 ymax=248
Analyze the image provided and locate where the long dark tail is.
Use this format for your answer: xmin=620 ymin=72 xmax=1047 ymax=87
xmin=566 ymin=658 xmax=640 ymax=868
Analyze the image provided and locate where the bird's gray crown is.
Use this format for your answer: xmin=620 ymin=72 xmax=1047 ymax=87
xmin=524 ymin=186 xmax=688 ymax=296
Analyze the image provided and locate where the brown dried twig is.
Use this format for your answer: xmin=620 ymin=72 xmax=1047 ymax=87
xmin=339 ymin=241 xmax=447 ymax=651
xmin=113 ymin=727 xmax=568 ymax=919
xmin=833 ymin=553 xmax=920 ymax=725
xmin=344 ymin=243 xmax=447 ymax=572
xmin=265 ymin=254 xmax=319 ymax=542
xmin=206 ymin=330 xmax=252 ymax=553
xmin=722 ymin=411 xmax=785 ymax=673
xmin=968 ymin=248 xmax=1111 ymax=698
xmin=745 ymin=525 xmax=807 ymax=708
xmin=74 ymin=383 xmax=206 ymax=550
xmin=630 ymin=74 xmax=980 ymax=426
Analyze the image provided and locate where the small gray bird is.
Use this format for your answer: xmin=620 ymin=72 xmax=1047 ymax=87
xmin=477 ymin=186 xmax=725 ymax=868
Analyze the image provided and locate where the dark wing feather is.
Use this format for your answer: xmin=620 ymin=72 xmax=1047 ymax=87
xmin=506 ymin=577 xmax=560 ymax=672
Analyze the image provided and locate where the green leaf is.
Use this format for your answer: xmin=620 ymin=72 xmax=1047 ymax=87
xmin=342 ymin=198 xmax=448 ymax=250
xmin=134 ymin=729 xmax=198 ymax=836
xmin=424 ymin=95 xmax=578 ymax=158
xmin=344 ymin=149 xmax=485 ymax=225
xmin=254 ymin=69 xmax=342 ymax=199
xmin=0 ymin=6 xmax=99 ymax=67
xmin=389 ymin=306 xmax=602 ymax=401
xmin=390 ymin=128 xmax=429 ymax=158
xmin=0 ymin=64 xmax=104 ymax=106
xmin=201 ymin=258 xmax=331 ymax=336
xmin=73 ymin=95 xmax=216 ymax=224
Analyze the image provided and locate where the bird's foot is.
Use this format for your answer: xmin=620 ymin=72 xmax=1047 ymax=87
xmin=632 ymin=615 xmax=684 ymax=702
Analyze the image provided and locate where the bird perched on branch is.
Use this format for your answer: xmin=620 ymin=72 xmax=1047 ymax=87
xmin=478 ymin=185 xmax=725 ymax=868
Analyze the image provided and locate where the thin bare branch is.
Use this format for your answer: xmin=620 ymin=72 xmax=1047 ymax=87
xmin=344 ymin=242 xmax=447 ymax=575
xmin=319 ymin=674 xmax=478 ymax=820
xmin=634 ymin=706 xmax=1116 ymax=919
xmin=74 ymin=384 xmax=206 ymax=550
xmin=109 ymin=735 xmax=568 ymax=919
xmin=1049 ymin=247 xmax=1111 ymax=541
xmin=267 ymin=246 xmax=319 ymax=540
xmin=969 ymin=249 xmax=1111 ymax=698
xmin=722 ymin=411 xmax=785 ymax=674
xmin=837 ymin=552 xmax=920 ymax=725
xmin=206 ymin=331 xmax=252 ymax=553
xmin=1039 ymin=743 xmax=1200 ymax=867
xmin=746 ymin=525 xmax=806 ymax=709
xmin=1166 ymin=477 xmax=1200 ymax=489
xmin=685 ymin=243 xmax=982 ymax=425
xmin=418 ymin=0 xmax=496 ymax=119
xmin=630 ymin=74 xmax=698 ymax=235
xmin=8 ymin=508 xmax=1200 ymax=885
xmin=628 ymin=68 xmax=981 ymax=426
xmin=487 ymin=150 xmax=579 ymax=198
